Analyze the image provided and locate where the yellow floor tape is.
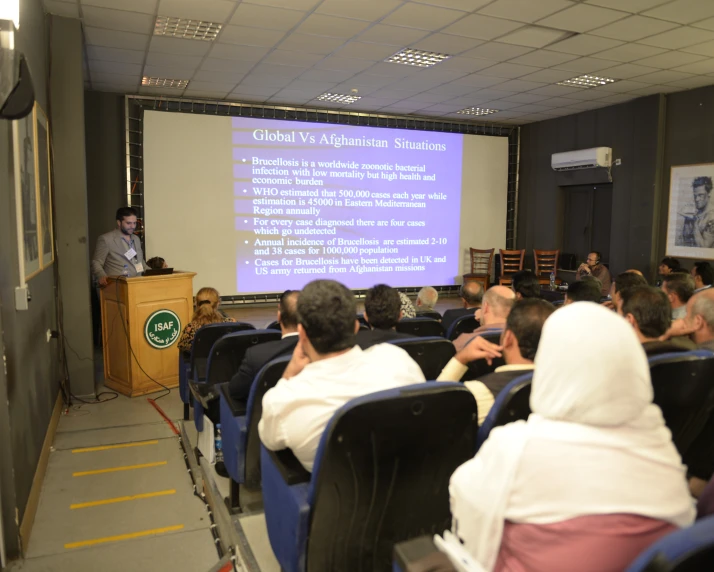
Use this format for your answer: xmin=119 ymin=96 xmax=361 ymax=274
xmin=64 ymin=524 xmax=184 ymax=549
xmin=71 ymin=440 xmax=159 ymax=453
xmin=72 ymin=461 xmax=167 ymax=477
xmin=70 ymin=489 xmax=176 ymax=509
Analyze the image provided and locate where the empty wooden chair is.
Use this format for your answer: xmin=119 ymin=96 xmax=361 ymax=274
xmin=534 ymin=249 xmax=560 ymax=285
xmin=463 ymin=248 xmax=494 ymax=292
xmin=498 ymin=249 xmax=525 ymax=286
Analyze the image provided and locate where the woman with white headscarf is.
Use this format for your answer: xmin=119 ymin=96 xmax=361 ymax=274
xmin=448 ymin=302 xmax=695 ymax=572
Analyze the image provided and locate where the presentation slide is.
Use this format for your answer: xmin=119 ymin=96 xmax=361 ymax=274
xmin=144 ymin=112 xmax=508 ymax=296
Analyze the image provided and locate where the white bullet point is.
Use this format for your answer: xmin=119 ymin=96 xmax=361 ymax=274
xmin=245 ymin=261 xmax=249 ymax=264
xmin=242 ymin=158 xmax=246 ymax=162
xmin=244 ymin=220 xmax=247 ymax=223
xmin=244 ymin=240 xmax=248 ymax=244
xmin=243 ymin=189 xmax=247 ymax=193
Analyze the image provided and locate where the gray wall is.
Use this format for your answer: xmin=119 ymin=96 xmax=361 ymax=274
xmin=517 ymin=95 xmax=665 ymax=278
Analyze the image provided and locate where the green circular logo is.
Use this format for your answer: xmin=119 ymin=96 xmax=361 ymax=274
xmin=144 ymin=309 xmax=181 ymax=350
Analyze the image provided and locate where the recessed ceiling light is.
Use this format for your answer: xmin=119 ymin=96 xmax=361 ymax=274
xmin=317 ymin=92 xmax=362 ymax=104
xmin=557 ymin=74 xmax=617 ymax=89
xmin=154 ymin=16 xmax=222 ymax=41
xmin=142 ymin=77 xmax=189 ymax=89
xmin=385 ymin=48 xmax=451 ymax=68
xmin=456 ymin=107 xmax=499 ymax=116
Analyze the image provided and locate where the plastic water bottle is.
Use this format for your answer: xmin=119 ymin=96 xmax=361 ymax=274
xmin=215 ymin=424 xmax=223 ymax=464
xmin=122 ymin=264 xmax=129 ymax=278
xmin=549 ymin=270 xmax=556 ymax=291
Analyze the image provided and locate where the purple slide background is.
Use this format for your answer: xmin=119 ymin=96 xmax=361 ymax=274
xmin=231 ymin=117 xmax=463 ymax=292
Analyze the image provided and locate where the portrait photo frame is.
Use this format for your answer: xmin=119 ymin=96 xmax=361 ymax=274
xmin=666 ymin=163 xmax=714 ymax=260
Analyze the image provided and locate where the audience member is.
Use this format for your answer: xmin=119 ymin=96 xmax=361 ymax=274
xmin=177 ymin=287 xmax=234 ymax=353
xmin=511 ymin=270 xmax=540 ymax=300
xmin=147 ymin=256 xmax=168 ymax=270
xmin=437 ymin=299 xmax=554 ymax=423
xmin=692 ymin=261 xmax=714 ymax=293
xmin=259 ymin=280 xmax=425 ymax=471
xmin=416 ymin=286 xmax=439 ymax=311
xmin=228 ymin=290 xmax=300 ymax=404
xmin=564 ymin=279 xmax=601 ymax=305
xmin=448 ymin=302 xmax=695 ymax=572
xmin=442 ymin=282 xmax=483 ymax=333
xmin=620 ymin=286 xmax=688 ymax=356
xmin=453 ymin=286 xmax=515 ymax=351
xmin=609 ymin=271 xmax=648 ymax=313
xmin=659 ymin=257 xmax=680 ymax=276
xmin=575 ymin=251 xmax=611 ymax=295
xmin=399 ymin=291 xmax=417 ymax=319
xmin=662 ymin=272 xmax=695 ymax=320
xmin=679 ymin=290 xmax=714 ymax=351
xmin=357 ymin=284 xmax=415 ymax=349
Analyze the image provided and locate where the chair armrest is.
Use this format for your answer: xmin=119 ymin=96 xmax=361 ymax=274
xmin=267 ymin=448 xmax=311 ymax=486
xmin=394 ymin=536 xmax=455 ymax=572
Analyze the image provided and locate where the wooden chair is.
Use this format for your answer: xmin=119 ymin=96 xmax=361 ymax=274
xmin=462 ymin=248 xmax=494 ymax=292
xmin=534 ymin=249 xmax=561 ymax=286
xmin=498 ymin=249 xmax=525 ymax=286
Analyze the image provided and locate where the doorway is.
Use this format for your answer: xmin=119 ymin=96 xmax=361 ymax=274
xmin=562 ymin=185 xmax=613 ymax=266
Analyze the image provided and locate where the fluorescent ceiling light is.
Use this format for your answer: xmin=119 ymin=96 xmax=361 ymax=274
xmin=456 ymin=107 xmax=499 ymax=116
xmin=154 ymin=16 xmax=222 ymax=41
xmin=385 ymin=48 xmax=451 ymax=68
xmin=557 ymin=74 xmax=617 ymax=89
xmin=317 ymin=93 xmax=362 ymax=104
xmin=142 ymin=77 xmax=189 ymax=89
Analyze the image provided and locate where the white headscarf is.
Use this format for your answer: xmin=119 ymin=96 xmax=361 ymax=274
xmin=449 ymin=302 xmax=696 ymax=571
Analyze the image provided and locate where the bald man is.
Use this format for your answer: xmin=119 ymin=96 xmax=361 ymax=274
xmin=453 ymin=285 xmax=516 ymax=351
xmin=442 ymin=281 xmax=484 ymax=332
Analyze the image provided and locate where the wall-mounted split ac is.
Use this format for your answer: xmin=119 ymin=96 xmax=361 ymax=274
xmin=551 ymin=147 xmax=611 ymax=171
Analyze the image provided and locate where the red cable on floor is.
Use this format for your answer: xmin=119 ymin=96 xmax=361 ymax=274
xmin=147 ymin=398 xmax=180 ymax=436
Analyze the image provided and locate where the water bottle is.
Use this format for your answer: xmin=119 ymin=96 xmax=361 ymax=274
xmin=122 ymin=264 xmax=129 ymax=278
xmin=215 ymin=424 xmax=223 ymax=464
xmin=549 ymin=270 xmax=556 ymax=291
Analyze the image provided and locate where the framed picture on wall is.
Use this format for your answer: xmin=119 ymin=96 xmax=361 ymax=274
xmin=35 ymin=105 xmax=54 ymax=268
xmin=666 ymin=164 xmax=714 ymax=259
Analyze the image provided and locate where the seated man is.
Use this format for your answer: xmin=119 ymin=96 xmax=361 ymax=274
xmin=576 ymin=251 xmax=612 ymax=295
xmin=511 ymin=269 xmax=540 ymax=300
xmin=619 ymin=286 xmax=690 ymax=356
xmin=259 ymin=280 xmax=425 ymax=472
xmin=565 ymin=278 xmax=602 ymax=304
xmin=442 ymin=282 xmax=483 ymax=333
xmin=228 ymin=290 xmax=300 ymax=404
xmin=437 ymin=299 xmax=554 ymax=424
xmin=357 ymin=284 xmax=415 ymax=349
xmin=674 ymin=289 xmax=714 ymax=351
xmin=692 ymin=261 xmax=714 ymax=293
xmin=662 ymin=272 xmax=695 ymax=320
xmin=416 ymin=286 xmax=439 ymax=313
xmin=608 ymin=271 xmax=648 ymax=313
xmin=453 ymin=286 xmax=515 ymax=351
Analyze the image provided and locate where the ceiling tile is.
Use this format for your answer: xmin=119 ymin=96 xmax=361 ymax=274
xmin=230 ymin=4 xmax=306 ymax=30
xmin=138 ymin=86 xmax=187 ymax=96
xmin=667 ymin=76 xmax=714 ymax=89
xmin=552 ymin=56 xmax=620 ymax=73
xmin=410 ymin=34 xmax=485 ymax=55
xmin=262 ymin=50 xmax=324 ymax=67
xmin=478 ymin=62 xmax=539 ymax=78
xmin=628 ymin=84 xmax=680 ymax=95
xmin=243 ymin=0 xmax=320 ymax=9
xmin=441 ymin=15 xmax=524 ymax=40
xmin=563 ymin=88 xmax=610 ymax=100
xmin=451 ymin=74 xmax=511 ymax=87
xmin=183 ymin=90 xmax=231 ymax=99
xmin=193 ymin=69 xmax=246 ymax=83
xmin=493 ymin=79 xmax=546 ymax=91
xmin=157 ymin=0 xmax=236 ymax=21
xmin=239 ymin=74 xmax=293 ymax=89
xmin=536 ymin=4 xmax=628 ymax=33
xmin=86 ymin=46 xmax=146 ymax=64
xmin=209 ymin=44 xmax=271 ymax=61
xmin=692 ymin=17 xmax=714 ymax=32
xmin=637 ymin=27 xmax=714 ymax=50
xmin=593 ymin=43 xmax=667 ymax=62
xmin=315 ymin=57 xmax=375 ymax=73
xmin=84 ymin=27 xmax=150 ymax=51
xmin=634 ymin=51 xmax=707 ymax=69
xmin=435 ymin=56 xmax=498 ymax=73
xmin=589 ymin=15 xmax=679 ymax=42
xmin=347 ymin=73 xmax=399 ymax=87
xmin=518 ymin=68 xmax=577 ymax=83
xmin=681 ymin=39 xmax=714 ymax=57
xmin=501 ymin=92 xmax=552 ymax=103
xmin=230 ymin=85 xmax=280 ymax=97
xmin=596 ymin=62 xmax=659 ymax=78
xmin=271 ymin=87 xmax=324 ymax=99
xmin=477 ymin=0 xmax=575 ymax=23
xmin=401 ymin=92 xmax=456 ymax=103
xmin=88 ymin=60 xmax=143 ymax=75
xmin=286 ymin=80 xmax=339 ymax=92
xmin=150 ymin=36 xmax=212 ymax=56
xmin=299 ymin=68 xmax=356 ymax=82
xmin=295 ymin=14 xmax=370 ymax=38
xmin=43 ymin=0 xmax=79 ymax=18
xmin=475 ymin=99 xmax=525 ymax=110
xmin=276 ymin=33 xmax=347 ymax=55
xmin=425 ymin=83 xmax=477 ymax=96
xmin=82 ymin=0 xmax=157 ymax=14
xmin=461 ymin=42 xmax=533 ymax=61
xmin=218 ymin=25 xmax=286 ymax=47
xmin=671 ymin=59 xmax=714 ymax=74
xmin=81 ymin=6 xmax=154 ymax=34
xmin=595 ymin=79 xmax=649 ymax=92
xmin=547 ymin=34 xmax=623 ymax=56
xmin=145 ymin=52 xmax=204 ymax=68
xmin=143 ymin=64 xmax=197 ymax=78
xmin=496 ymin=26 xmax=571 ymax=49
xmin=567 ymin=99 xmax=610 ymax=110
xmin=538 ymin=96 xmax=581 ymax=106
xmin=251 ymin=63 xmax=308 ymax=78
xmin=199 ymin=58 xmax=255 ymax=74
xmin=510 ymin=103 xmax=557 ymax=113
xmin=381 ymin=3 xmax=465 ymax=31
xmin=584 ymin=0 xmax=672 ymax=13
xmin=509 ymin=50 xmax=578 ymax=67
xmin=358 ymin=25 xmax=430 ymax=46
xmin=597 ymin=93 xmax=637 ymax=103
xmin=643 ymin=0 xmax=714 ymax=25
xmin=316 ymin=0 xmax=402 ymax=21
xmin=183 ymin=81 xmax=236 ymax=93
xmin=336 ymin=41 xmax=400 ymax=61
xmin=529 ymin=84 xmax=583 ymax=96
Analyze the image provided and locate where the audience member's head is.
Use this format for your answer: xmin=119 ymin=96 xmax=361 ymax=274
xmin=277 ymin=290 xmax=300 ymax=333
xmin=501 ymin=299 xmax=555 ymax=364
xmin=565 ymin=279 xmax=602 ymax=305
xmin=297 ymin=280 xmax=357 ymax=357
xmin=478 ymin=285 xmax=516 ymax=327
xmin=511 ymin=270 xmax=540 ymax=300
xmin=692 ymin=261 xmax=714 ymax=290
xmin=192 ymin=287 xmax=224 ymax=325
xmin=459 ymin=281 xmax=484 ymax=309
xmin=684 ymin=290 xmax=714 ymax=346
xmin=659 ymin=257 xmax=680 ymax=276
xmin=612 ymin=271 xmax=648 ymax=312
xmin=399 ymin=292 xmax=416 ymax=319
xmin=620 ymin=286 xmax=671 ymax=343
xmin=416 ymin=286 xmax=439 ymax=310
xmin=364 ymin=284 xmax=402 ymax=330
xmin=147 ymin=256 xmax=167 ymax=270
xmin=626 ymin=269 xmax=645 ymax=277
xmin=662 ymin=272 xmax=695 ymax=309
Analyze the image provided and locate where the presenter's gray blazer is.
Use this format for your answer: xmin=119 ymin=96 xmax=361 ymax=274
xmin=91 ymin=229 xmax=147 ymax=280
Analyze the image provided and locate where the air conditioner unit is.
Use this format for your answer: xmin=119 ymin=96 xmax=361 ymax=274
xmin=551 ymin=147 xmax=611 ymax=171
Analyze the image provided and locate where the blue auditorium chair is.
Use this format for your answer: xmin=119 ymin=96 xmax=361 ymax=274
xmin=476 ymin=372 xmax=533 ymax=450
xmin=387 ymin=336 xmax=455 ymax=380
xmin=446 ymin=314 xmax=478 ymax=341
xmin=219 ymin=355 xmax=291 ymax=512
xmin=416 ymin=310 xmax=442 ymax=321
xmin=266 ymin=320 xmax=281 ymax=331
xmin=261 ymin=383 xmax=478 ymax=572
xmin=462 ymin=332 xmax=505 ymax=381
xmin=396 ymin=317 xmax=445 ymax=337
xmin=179 ymin=321 xmax=254 ymax=420
xmin=625 ymin=515 xmax=714 ymax=571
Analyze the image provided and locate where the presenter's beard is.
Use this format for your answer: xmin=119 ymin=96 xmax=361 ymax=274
xmin=120 ymin=228 xmax=134 ymax=235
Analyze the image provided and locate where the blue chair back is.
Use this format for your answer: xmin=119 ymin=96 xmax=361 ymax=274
xmin=462 ymin=331 xmax=505 ymax=381
xmin=387 ymin=337 xmax=455 ymax=380
xmin=305 ymin=383 xmax=477 ymax=571
xmin=625 ymin=515 xmax=714 ymax=571
xmin=266 ymin=320 xmax=281 ymax=331
xmin=446 ymin=314 xmax=478 ymax=341
xmin=190 ymin=322 xmax=254 ymax=381
xmin=204 ymin=330 xmax=281 ymax=386
xmin=477 ymin=372 xmax=533 ymax=449
xmin=416 ymin=310 xmax=442 ymax=321
xmin=396 ymin=317 xmax=444 ymax=338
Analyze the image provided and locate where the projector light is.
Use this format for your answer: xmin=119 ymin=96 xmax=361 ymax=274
xmin=142 ymin=77 xmax=190 ymax=89
xmin=385 ymin=48 xmax=451 ymax=68
xmin=317 ymin=92 xmax=362 ymax=104
xmin=557 ymin=74 xmax=617 ymax=88
xmin=154 ymin=16 xmax=222 ymax=41
xmin=456 ymin=107 xmax=499 ymax=116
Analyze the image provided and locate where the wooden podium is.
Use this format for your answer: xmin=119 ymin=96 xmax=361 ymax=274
xmin=100 ymin=272 xmax=196 ymax=397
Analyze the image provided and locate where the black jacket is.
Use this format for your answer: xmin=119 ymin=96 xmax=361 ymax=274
xmin=441 ymin=307 xmax=477 ymax=333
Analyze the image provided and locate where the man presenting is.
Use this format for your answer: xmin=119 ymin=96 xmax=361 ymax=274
xmin=576 ymin=251 xmax=611 ymax=296
xmin=91 ymin=207 xmax=147 ymax=287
